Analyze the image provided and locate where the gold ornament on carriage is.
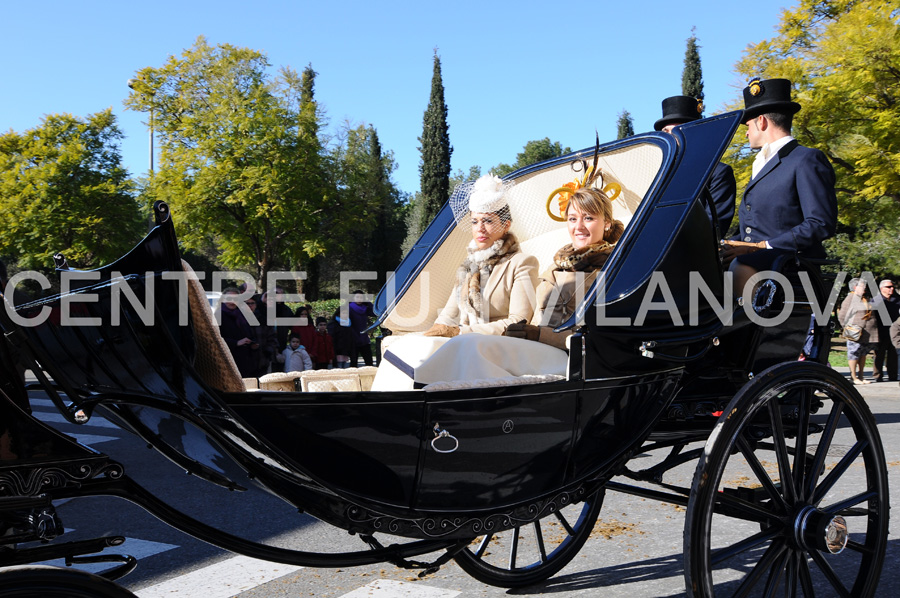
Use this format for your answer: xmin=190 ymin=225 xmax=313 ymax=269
xmin=546 ymin=135 xmax=622 ymax=222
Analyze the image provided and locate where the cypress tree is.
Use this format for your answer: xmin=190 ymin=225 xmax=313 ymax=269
xmin=616 ymin=109 xmax=634 ymax=139
xmin=417 ymin=51 xmax=453 ymax=229
xmin=682 ymin=29 xmax=704 ymax=112
xmin=367 ymin=126 xmax=406 ymax=286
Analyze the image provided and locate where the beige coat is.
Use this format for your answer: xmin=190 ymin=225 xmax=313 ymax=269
xmin=530 ymin=269 xmax=601 ymax=350
xmin=838 ymin=293 xmax=879 ymax=344
xmin=435 ymin=252 xmax=538 ymax=335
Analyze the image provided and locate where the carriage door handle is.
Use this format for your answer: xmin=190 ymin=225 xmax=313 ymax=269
xmin=431 ymin=423 xmax=459 ymax=453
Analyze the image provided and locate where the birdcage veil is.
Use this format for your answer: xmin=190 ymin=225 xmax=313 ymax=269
xmin=448 ymin=174 xmax=516 ymax=224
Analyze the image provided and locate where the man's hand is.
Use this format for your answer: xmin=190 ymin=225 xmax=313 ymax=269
xmin=720 ymin=239 xmax=766 ymax=264
xmin=504 ymin=322 xmax=541 ymax=341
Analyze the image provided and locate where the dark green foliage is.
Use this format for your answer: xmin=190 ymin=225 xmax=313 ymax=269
xmin=493 ymin=139 xmax=571 ymax=177
xmin=616 ymin=110 xmax=635 ymax=139
xmin=124 ymin=38 xmax=335 ymax=291
xmin=0 ymin=110 xmax=144 ymax=271
xmin=682 ymin=30 xmax=705 ymax=106
xmin=417 ymin=53 xmax=453 ymax=230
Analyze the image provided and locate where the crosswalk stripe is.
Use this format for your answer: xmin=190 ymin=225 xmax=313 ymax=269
xmin=41 ymin=535 xmax=179 ymax=573
xmin=135 ymin=554 xmax=303 ymax=598
xmin=339 ymin=579 xmax=461 ymax=598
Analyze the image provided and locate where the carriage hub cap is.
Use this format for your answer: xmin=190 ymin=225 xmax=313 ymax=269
xmin=796 ymin=506 xmax=848 ymax=554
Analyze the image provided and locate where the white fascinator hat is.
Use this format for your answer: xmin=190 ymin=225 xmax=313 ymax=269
xmin=449 ymin=173 xmax=514 ymax=222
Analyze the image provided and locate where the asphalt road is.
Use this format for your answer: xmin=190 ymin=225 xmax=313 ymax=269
xmin=22 ymin=367 xmax=900 ymax=597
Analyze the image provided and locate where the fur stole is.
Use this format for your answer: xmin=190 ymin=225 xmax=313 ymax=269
xmin=456 ymin=233 xmax=519 ymax=325
xmin=553 ymin=220 xmax=624 ymax=272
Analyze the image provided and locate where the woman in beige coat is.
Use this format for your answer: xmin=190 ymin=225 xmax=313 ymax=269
xmin=838 ymin=277 xmax=879 ymax=385
xmin=423 ymin=174 xmax=538 ymax=337
xmin=375 ymin=174 xmax=539 ymax=390
xmin=504 ymin=187 xmax=624 ymax=350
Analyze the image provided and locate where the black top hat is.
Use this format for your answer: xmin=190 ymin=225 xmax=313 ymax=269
xmin=654 ymin=95 xmax=704 ymax=131
xmin=742 ymin=78 xmax=801 ymax=122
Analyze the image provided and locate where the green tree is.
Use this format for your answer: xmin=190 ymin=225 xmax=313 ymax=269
xmin=0 ymin=110 xmax=144 ymax=270
xmin=417 ymin=51 xmax=453 ymax=230
xmin=493 ymin=138 xmax=572 ymax=177
xmin=728 ymin=0 xmax=900 ymax=273
xmin=616 ymin=110 xmax=635 ymax=139
xmin=682 ymin=28 xmax=705 ymax=106
xmin=124 ymin=38 xmax=336 ymax=290
xmin=330 ymin=123 xmax=407 ymax=289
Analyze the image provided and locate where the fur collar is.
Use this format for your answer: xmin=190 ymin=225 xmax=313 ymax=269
xmin=456 ymin=233 xmax=519 ymax=325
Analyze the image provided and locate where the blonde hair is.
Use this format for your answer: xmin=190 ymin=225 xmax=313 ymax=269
xmin=566 ymin=188 xmax=614 ymax=223
xmin=565 ymin=187 xmax=626 ymax=245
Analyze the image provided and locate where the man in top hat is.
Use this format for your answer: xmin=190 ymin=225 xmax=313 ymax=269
xmin=655 ymin=95 xmax=736 ymax=239
xmin=720 ymin=78 xmax=837 ymax=296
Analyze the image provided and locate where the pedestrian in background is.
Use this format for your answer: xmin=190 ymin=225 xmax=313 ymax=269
xmin=328 ymin=310 xmax=355 ymax=369
xmin=348 ymin=291 xmax=375 ymax=366
xmin=260 ymin=286 xmax=294 ymax=372
xmin=871 ymin=279 xmax=899 ymax=382
xmin=314 ymin=316 xmax=335 ymax=370
xmin=281 ymin=334 xmax=312 ymax=373
xmin=838 ymin=278 xmax=878 ymax=385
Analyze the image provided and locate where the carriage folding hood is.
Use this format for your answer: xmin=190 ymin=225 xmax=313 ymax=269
xmin=373 ymin=111 xmax=743 ymax=372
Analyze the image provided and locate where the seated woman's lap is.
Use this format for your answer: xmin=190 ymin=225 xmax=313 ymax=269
xmin=414 ymin=334 xmax=568 ymax=385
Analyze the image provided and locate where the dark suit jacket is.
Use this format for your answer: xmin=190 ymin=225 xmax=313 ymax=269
xmin=734 ymin=140 xmax=837 ymax=257
xmin=706 ymin=161 xmax=736 ymax=239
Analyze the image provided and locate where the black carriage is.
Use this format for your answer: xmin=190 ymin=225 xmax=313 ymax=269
xmin=0 ymin=110 xmax=889 ymax=596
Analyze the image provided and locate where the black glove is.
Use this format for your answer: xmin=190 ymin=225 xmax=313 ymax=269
xmin=504 ymin=322 xmax=541 ymax=341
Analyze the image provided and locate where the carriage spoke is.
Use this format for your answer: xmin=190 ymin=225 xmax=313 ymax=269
xmin=809 ymin=548 xmax=851 ymax=597
xmin=508 ymin=526 xmax=520 ymax=569
xmin=797 ymin=552 xmax=815 ymax=597
xmin=533 ymin=521 xmax=548 ymax=563
xmin=737 ymin=436 xmax=789 ymax=513
xmin=784 ymin=551 xmax=798 ymax=597
xmin=711 ymin=527 xmax=780 ymax=566
xmin=806 ymin=401 xmax=843 ymax=498
xmin=473 ymin=534 xmax=492 ymax=558
xmin=767 ymin=399 xmax=797 ymax=505
xmin=761 ymin=549 xmax=789 ymax=598
xmin=554 ymin=510 xmax=575 ymax=536
xmin=822 ymin=489 xmax=877 ymax=518
xmin=713 ymin=490 xmax=782 ymax=525
xmin=792 ymin=388 xmax=812 ymax=501
xmin=845 ymin=538 xmax=875 ymax=556
xmin=729 ymin=540 xmax=786 ymax=598
xmin=811 ymin=440 xmax=868 ymax=506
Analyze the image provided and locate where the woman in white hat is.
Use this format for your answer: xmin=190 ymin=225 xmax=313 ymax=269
xmin=371 ymin=174 xmax=538 ymax=391
xmin=422 ymin=173 xmax=538 ymax=337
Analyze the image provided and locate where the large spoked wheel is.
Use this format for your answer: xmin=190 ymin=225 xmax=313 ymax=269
xmin=0 ymin=566 xmax=138 ymax=597
xmin=453 ymin=488 xmax=604 ymax=587
xmin=684 ymin=361 xmax=889 ymax=597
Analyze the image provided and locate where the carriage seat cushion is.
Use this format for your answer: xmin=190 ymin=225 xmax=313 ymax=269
xmin=300 ymin=369 xmax=361 ymax=392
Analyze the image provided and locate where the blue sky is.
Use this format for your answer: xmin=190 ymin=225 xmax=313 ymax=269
xmin=2 ymin=1 xmax=791 ymax=196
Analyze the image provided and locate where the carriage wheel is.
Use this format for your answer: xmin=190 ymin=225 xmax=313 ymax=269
xmin=453 ymin=488 xmax=604 ymax=587
xmin=0 ymin=566 xmax=138 ymax=597
xmin=684 ymin=362 xmax=889 ymax=597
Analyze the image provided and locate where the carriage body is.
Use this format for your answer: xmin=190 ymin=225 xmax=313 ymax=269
xmin=1 ymin=111 xmax=887 ymax=596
